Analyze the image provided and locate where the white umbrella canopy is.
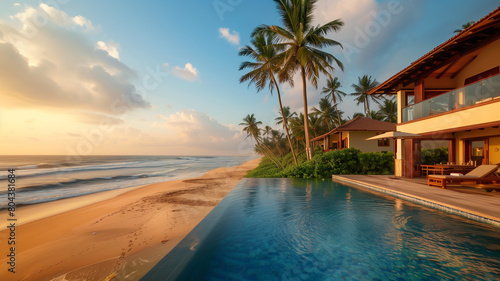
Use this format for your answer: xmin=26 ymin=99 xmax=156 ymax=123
xmin=366 ymin=131 xmax=422 ymax=141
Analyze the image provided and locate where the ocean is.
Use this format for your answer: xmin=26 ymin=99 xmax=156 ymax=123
xmin=0 ymin=155 xmax=252 ymax=209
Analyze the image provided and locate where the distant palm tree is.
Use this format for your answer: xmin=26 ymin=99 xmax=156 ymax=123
xmin=239 ymin=33 xmax=297 ymax=165
xmin=312 ymin=98 xmax=337 ymax=130
xmin=350 ymin=75 xmax=380 ymax=116
xmin=254 ymin=0 xmax=344 ymax=160
xmin=308 ymin=114 xmax=324 ymax=139
xmin=263 ymin=125 xmax=274 ymax=139
xmin=275 ymin=106 xmax=297 ymax=129
xmin=454 ymin=21 xmax=475 ymax=33
xmin=352 ymin=112 xmax=365 ymax=119
xmin=366 ymin=110 xmax=384 ymax=121
xmin=240 ymin=114 xmax=283 ymax=168
xmin=289 ymin=113 xmax=306 ymax=150
xmin=321 ymin=76 xmax=346 ymax=126
xmin=378 ymin=98 xmax=397 ymax=123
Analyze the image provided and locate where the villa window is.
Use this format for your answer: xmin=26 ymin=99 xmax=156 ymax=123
xmin=377 ymin=132 xmax=390 ymax=147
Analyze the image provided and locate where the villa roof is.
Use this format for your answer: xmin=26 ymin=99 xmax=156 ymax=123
xmin=311 ymin=116 xmax=396 ymax=142
xmin=368 ymin=5 xmax=500 ymax=96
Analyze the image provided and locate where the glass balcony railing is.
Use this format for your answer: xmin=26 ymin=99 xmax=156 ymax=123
xmin=402 ymin=74 xmax=500 ymax=122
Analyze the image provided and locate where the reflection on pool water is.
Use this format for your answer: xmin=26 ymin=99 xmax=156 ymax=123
xmin=142 ymin=178 xmax=500 ymax=281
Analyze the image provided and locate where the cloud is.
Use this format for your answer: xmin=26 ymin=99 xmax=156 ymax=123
xmin=75 ymin=112 xmax=124 ymax=126
xmin=218 ymin=27 xmax=240 ymax=45
xmin=172 ymin=63 xmax=199 ymax=81
xmin=0 ymin=4 xmax=149 ymax=117
xmin=96 ymin=40 xmax=120 ymax=59
xmin=162 ymin=109 xmax=246 ymax=153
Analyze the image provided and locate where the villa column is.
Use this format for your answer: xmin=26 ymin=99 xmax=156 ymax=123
xmin=395 ymin=90 xmax=406 ymax=177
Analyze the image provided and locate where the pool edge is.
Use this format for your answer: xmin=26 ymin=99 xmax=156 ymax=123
xmin=332 ymin=175 xmax=500 ymax=227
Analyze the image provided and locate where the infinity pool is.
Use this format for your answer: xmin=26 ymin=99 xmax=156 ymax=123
xmin=142 ymin=178 xmax=500 ymax=280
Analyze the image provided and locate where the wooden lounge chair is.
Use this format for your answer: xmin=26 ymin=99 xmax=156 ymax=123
xmin=427 ymin=164 xmax=500 ymax=188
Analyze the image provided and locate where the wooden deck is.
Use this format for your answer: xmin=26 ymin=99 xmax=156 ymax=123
xmin=332 ymin=175 xmax=500 ymax=225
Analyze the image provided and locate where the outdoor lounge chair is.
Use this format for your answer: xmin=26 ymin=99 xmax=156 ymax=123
xmin=427 ymin=164 xmax=500 ymax=189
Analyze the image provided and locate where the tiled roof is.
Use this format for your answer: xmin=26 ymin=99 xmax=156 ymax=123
xmin=367 ymin=5 xmax=500 ymax=95
xmin=311 ymin=116 xmax=396 ymax=141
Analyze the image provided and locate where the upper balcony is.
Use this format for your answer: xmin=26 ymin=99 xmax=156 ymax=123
xmin=402 ymin=74 xmax=500 ymax=122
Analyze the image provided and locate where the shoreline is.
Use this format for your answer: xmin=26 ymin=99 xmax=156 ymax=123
xmin=0 ymin=158 xmax=261 ymax=281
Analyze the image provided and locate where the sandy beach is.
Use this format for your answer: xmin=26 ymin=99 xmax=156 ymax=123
xmin=0 ymin=158 xmax=260 ymax=281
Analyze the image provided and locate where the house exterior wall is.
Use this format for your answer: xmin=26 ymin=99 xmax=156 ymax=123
xmin=348 ymin=131 xmax=394 ymax=153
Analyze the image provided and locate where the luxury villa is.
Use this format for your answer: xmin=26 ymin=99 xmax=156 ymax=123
xmin=311 ymin=116 xmax=396 ymax=153
xmin=367 ymin=6 xmax=500 ymax=178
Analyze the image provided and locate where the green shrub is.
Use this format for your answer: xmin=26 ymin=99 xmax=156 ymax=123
xmin=247 ymin=147 xmax=394 ymax=178
xmin=421 ymin=147 xmax=448 ymax=165
xmin=359 ymin=152 xmax=394 ymax=175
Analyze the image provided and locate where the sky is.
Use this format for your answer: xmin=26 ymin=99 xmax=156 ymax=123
xmin=0 ymin=0 xmax=498 ymax=156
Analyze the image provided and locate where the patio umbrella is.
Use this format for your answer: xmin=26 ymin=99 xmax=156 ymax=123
xmin=366 ymin=131 xmax=422 ymax=178
xmin=365 ymin=131 xmax=422 ymax=141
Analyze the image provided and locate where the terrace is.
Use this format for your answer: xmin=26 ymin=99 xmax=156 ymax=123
xmin=402 ymin=74 xmax=500 ymax=122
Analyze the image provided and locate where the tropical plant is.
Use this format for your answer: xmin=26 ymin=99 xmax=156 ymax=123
xmin=312 ymin=97 xmax=337 ymax=130
xmin=275 ymin=106 xmax=297 ymax=129
xmin=321 ymin=75 xmax=346 ymax=126
xmin=253 ymin=0 xmax=344 ymax=161
xmin=239 ymin=33 xmax=298 ymax=165
xmin=454 ymin=21 xmax=475 ymax=33
xmin=365 ymin=110 xmax=384 ymax=121
xmin=240 ymin=114 xmax=283 ymax=168
xmin=308 ymin=113 xmax=324 ymax=139
xmin=352 ymin=112 xmax=365 ymax=119
xmin=378 ymin=98 xmax=397 ymax=123
xmin=350 ymin=75 xmax=380 ymax=116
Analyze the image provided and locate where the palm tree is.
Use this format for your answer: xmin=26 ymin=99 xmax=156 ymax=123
xmin=366 ymin=110 xmax=384 ymax=121
xmin=239 ymin=33 xmax=298 ymax=165
xmin=263 ymin=125 xmax=274 ymax=139
xmin=308 ymin=114 xmax=324 ymax=139
xmin=454 ymin=21 xmax=475 ymax=33
xmin=350 ymin=75 xmax=380 ymax=117
xmin=312 ymin=97 xmax=336 ymax=130
xmin=240 ymin=114 xmax=283 ymax=168
xmin=352 ymin=112 xmax=365 ymax=119
xmin=253 ymin=0 xmax=344 ymax=161
xmin=275 ymin=106 xmax=297 ymax=128
xmin=378 ymin=98 xmax=397 ymax=123
xmin=289 ymin=113 xmax=306 ymax=150
xmin=321 ymin=75 xmax=346 ymax=126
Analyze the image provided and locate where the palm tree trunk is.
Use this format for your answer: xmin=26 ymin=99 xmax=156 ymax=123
xmin=366 ymin=97 xmax=371 ymax=116
xmin=332 ymin=94 xmax=342 ymax=126
xmin=301 ymin=66 xmax=312 ymax=161
xmin=271 ymin=73 xmax=297 ymax=165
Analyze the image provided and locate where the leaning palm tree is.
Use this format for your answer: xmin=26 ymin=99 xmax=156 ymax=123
xmin=239 ymin=33 xmax=298 ymax=165
xmin=454 ymin=21 xmax=475 ymax=33
xmin=321 ymin=75 xmax=346 ymax=126
xmin=350 ymin=75 xmax=380 ymax=117
xmin=240 ymin=114 xmax=283 ymax=168
xmin=253 ymin=0 xmax=344 ymax=161
xmin=378 ymin=98 xmax=397 ymax=123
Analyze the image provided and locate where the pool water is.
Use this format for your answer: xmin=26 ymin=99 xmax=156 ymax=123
xmin=142 ymin=178 xmax=500 ymax=281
